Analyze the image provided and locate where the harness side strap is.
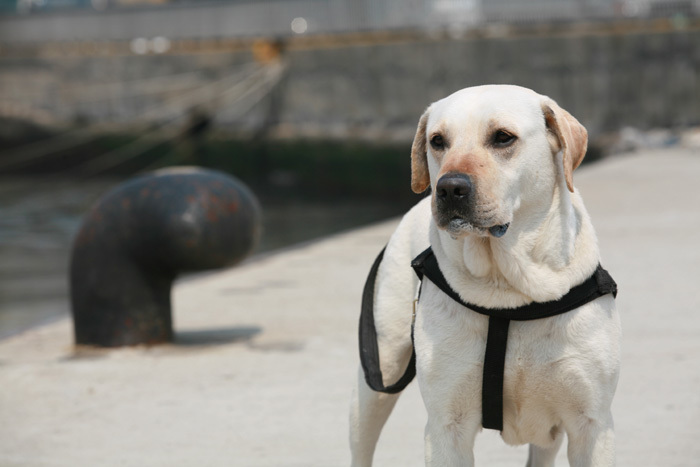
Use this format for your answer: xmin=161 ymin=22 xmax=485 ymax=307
xmin=359 ymin=247 xmax=417 ymax=394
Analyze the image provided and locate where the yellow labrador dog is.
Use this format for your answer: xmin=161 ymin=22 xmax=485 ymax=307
xmin=350 ymin=85 xmax=621 ymax=466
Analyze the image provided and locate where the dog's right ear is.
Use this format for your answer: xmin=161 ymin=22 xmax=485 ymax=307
xmin=411 ymin=109 xmax=431 ymax=194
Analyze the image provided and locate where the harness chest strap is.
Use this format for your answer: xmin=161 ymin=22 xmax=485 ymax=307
xmin=359 ymin=246 xmax=618 ymax=432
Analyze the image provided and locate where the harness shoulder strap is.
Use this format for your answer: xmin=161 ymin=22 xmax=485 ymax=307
xmin=358 ymin=247 xmax=416 ymax=394
xmin=412 ymin=247 xmax=617 ymax=320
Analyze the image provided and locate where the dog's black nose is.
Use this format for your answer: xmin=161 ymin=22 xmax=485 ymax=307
xmin=436 ymin=174 xmax=473 ymax=204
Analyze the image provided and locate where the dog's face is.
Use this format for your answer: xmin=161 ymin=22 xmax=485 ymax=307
xmin=411 ymin=85 xmax=587 ymax=238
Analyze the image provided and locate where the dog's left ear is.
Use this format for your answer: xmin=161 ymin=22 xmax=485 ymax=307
xmin=541 ymin=99 xmax=588 ymax=193
xmin=410 ymin=108 xmax=431 ymax=194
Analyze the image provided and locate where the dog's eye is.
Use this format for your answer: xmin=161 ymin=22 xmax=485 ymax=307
xmin=493 ymin=130 xmax=516 ymax=146
xmin=430 ymin=134 xmax=445 ymax=150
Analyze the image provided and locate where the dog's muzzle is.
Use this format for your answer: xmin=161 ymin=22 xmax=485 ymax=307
xmin=435 ymin=173 xmax=510 ymax=237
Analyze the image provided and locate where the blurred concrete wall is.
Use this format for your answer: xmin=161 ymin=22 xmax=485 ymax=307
xmin=276 ymin=28 xmax=700 ymax=140
xmin=0 ymin=26 xmax=698 ymax=142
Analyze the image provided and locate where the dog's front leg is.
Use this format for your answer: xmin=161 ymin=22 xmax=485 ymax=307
xmin=526 ymin=428 xmax=565 ymax=467
xmin=566 ymin=411 xmax=615 ymax=467
xmin=424 ymin=415 xmax=480 ymax=467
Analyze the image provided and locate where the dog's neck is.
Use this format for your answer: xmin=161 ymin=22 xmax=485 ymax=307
xmin=430 ymin=171 xmax=600 ymax=307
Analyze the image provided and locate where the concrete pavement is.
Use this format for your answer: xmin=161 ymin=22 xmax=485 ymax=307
xmin=1 ymin=148 xmax=699 ymax=466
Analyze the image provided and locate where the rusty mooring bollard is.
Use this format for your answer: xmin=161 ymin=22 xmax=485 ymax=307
xmin=70 ymin=167 xmax=261 ymax=347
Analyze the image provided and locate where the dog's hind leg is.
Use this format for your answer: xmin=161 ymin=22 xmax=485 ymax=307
xmin=349 ymin=365 xmax=405 ymax=467
xmin=349 ymin=261 xmax=417 ymax=467
xmin=350 ymin=308 xmax=414 ymax=467
xmin=525 ymin=428 xmax=565 ymax=467
xmin=349 ymin=198 xmax=431 ymax=466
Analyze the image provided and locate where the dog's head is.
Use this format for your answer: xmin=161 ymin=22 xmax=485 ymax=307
xmin=411 ymin=85 xmax=587 ymax=238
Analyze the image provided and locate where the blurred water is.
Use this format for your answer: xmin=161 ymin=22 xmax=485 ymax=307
xmin=0 ymin=179 xmax=109 ymax=340
xmin=0 ymin=177 xmax=415 ymax=340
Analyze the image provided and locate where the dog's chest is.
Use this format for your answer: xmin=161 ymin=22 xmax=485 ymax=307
xmin=415 ymin=284 xmax=612 ymax=445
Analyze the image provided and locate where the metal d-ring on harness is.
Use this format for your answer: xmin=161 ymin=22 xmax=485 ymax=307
xmin=359 ymin=246 xmax=618 ymax=431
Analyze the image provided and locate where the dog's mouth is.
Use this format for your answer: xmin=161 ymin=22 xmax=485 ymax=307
xmin=445 ymin=217 xmax=510 ymax=238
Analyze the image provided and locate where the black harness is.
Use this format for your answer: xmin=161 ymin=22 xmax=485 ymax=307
xmin=359 ymin=246 xmax=617 ymax=432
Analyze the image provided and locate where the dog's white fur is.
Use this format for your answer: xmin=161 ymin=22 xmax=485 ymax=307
xmin=349 ymin=85 xmax=621 ymax=466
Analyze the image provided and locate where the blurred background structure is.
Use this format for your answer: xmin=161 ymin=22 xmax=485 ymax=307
xmin=0 ymin=0 xmax=699 ymax=336
xmin=1 ymin=0 xmax=699 ymax=143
